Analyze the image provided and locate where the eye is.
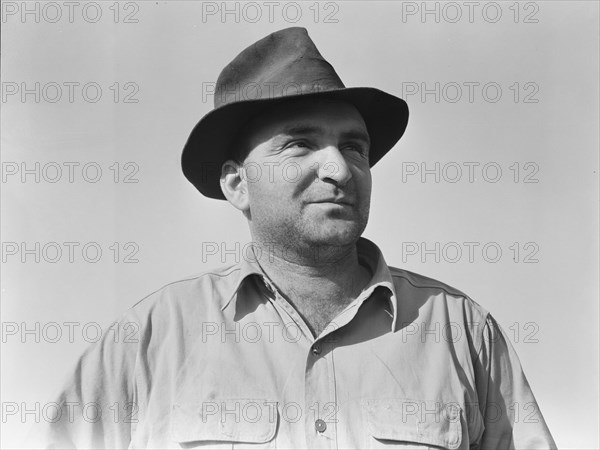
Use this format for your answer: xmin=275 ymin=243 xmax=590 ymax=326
xmin=285 ymin=140 xmax=312 ymax=151
xmin=342 ymin=143 xmax=368 ymax=156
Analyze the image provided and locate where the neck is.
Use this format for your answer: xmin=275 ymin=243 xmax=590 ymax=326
xmin=256 ymin=240 xmax=362 ymax=281
xmin=249 ymin=237 xmax=372 ymax=336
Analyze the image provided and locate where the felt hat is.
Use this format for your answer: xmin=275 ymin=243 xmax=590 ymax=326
xmin=181 ymin=27 xmax=409 ymax=199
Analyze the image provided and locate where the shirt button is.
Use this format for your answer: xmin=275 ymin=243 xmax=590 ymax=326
xmin=311 ymin=344 xmax=322 ymax=356
xmin=315 ymin=419 xmax=327 ymax=433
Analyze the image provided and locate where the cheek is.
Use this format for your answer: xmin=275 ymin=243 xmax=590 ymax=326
xmin=354 ymin=168 xmax=372 ymax=198
xmin=246 ymin=180 xmax=270 ymax=206
xmin=245 ymin=177 xmax=289 ymax=213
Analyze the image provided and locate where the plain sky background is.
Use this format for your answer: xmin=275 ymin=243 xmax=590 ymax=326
xmin=1 ymin=1 xmax=599 ymax=448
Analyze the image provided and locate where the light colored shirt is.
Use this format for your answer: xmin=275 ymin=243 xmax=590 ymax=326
xmin=40 ymin=238 xmax=556 ymax=449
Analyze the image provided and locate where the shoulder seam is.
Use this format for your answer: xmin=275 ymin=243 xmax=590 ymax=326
xmin=391 ymin=272 xmax=468 ymax=300
xmin=130 ymin=266 xmax=241 ymax=309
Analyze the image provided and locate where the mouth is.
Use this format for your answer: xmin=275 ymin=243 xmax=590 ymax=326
xmin=311 ymin=199 xmax=355 ymax=206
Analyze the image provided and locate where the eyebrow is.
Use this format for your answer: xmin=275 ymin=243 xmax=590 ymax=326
xmin=281 ymin=124 xmax=371 ymax=145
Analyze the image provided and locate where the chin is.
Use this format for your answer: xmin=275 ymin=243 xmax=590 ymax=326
xmin=307 ymin=222 xmax=365 ymax=247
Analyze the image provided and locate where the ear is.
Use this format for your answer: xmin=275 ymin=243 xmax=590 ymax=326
xmin=220 ymin=160 xmax=249 ymax=212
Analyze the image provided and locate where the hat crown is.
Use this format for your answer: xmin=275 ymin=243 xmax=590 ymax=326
xmin=214 ymin=27 xmax=345 ymax=108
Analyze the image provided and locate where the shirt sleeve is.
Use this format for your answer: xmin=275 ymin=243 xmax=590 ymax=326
xmin=34 ymin=316 xmax=141 ymax=449
xmin=473 ymin=314 xmax=557 ymax=449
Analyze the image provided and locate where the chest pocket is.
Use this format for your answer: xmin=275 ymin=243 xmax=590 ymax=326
xmin=170 ymin=399 xmax=278 ymax=449
xmin=363 ymin=399 xmax=463 ymax=449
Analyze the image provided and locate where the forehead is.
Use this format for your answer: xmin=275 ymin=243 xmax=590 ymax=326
xmin=244 ymin=98 xmax=368 ymax=144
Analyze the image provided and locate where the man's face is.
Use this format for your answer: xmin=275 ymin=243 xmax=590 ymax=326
xmin=235 ymin=98 xmax=372 ymax=252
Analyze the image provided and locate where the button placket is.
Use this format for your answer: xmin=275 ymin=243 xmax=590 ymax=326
xmin=303 ymin=337 xmax=338 ymax=449
xmin=274 ymin=301 xmax=315 ymax=343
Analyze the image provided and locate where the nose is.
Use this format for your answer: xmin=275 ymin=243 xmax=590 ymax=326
xmin=315 ymin=146 xmax=352 ymax=186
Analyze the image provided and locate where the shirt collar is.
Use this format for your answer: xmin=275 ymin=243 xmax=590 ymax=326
xmin=355 ymin=237 xmax=399 ymax=331
xmin=220 ymin=237 xmax=399 ymax=330
xmin=219 ymin=245 xmax=264 ymax=311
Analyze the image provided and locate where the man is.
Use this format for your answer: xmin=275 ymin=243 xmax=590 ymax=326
xmin=42 ymin=27 xmax=556 ymax=449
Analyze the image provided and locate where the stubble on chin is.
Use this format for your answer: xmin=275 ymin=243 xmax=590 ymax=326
xmin=298 ymin=206 xmax=369 ymax=248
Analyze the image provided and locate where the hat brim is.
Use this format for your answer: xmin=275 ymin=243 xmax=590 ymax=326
xmin=181 ymin=87 xmax=409 ymax=199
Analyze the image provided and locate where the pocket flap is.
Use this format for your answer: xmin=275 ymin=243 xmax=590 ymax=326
xmin=364 ymin=398 xmax=462 ymax=449
xmin=170 ymin=398 xmax=278 ymax=444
